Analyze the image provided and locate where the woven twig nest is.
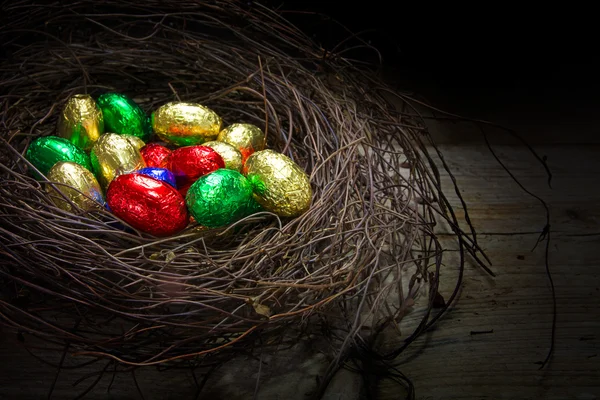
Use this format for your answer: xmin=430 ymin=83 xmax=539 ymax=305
xmin=0 ymin=0 xmax=484 ymax=374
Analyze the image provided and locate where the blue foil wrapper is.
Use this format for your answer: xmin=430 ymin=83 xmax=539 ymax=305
xmin=136 ymin=167 xmax=177 ymax=188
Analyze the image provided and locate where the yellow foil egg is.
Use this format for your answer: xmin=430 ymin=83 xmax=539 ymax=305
xmin=56 ymin=94 xmax=104 ymax=151
xmin=202 ymin=141 xmax=243 ymax=171
xmin=45 ymin=161 xmax=104 ymax=212
xmin=243 ymin=149 xmax=312 ymax=217
xmin=121 ymin=134 xmax=146 ymax=151
xmin=217 ymin=123 xmax=265 ymax=163
xmin=151 ymin=102 xmax=222 ymax=146
xmin=90 ymin=133 xmax=146 ymax=190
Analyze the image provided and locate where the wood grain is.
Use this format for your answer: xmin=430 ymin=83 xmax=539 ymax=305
xmin=375 ymin=135 xmax=600 ymax=398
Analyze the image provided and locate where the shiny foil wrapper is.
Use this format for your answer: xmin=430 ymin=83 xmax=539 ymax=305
xmin=104 ymin=202 xmax=135 ymax=233
xmin=247 ymin=197 xmax=265 ymax=214
xmin=90 ymin=133 xmax=146 ymax=190
xmin=163 ymin=145 xmax=225 ymax=196
xmin=202 ymin=141 xmax=243 ymax=171
xmin=45 ymin=161 xmax=104 ymax=212
xmin=122 ymin=134 xmax=146 ymax=151
xmin=57 ymin=94 xmax=104 ymax=151
xmin=186 ymin=169 xmax=255 ymax=228
xmin=140 ymin=142 xmax=171 ymax=168
xmin=136 ymin=167 xmax=177 ymax=188
xmin=97 ymin=93 xmax=152 ymax=142
xmin=243 ymin=149 xmax=312 ymax=217
xmin=151 ymin=102 xmax=222 ymax=146
xmin=217 ymin=123 xmax=265 ymax=163
xmin=106 ymin=173 xmax=188 ymax=237
xmin=25 ymin=135 xmax=92 ymax=177
xmin=188 ymin=223 xmax=210 ymax=233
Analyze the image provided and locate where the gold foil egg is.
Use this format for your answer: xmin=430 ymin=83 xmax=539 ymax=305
xmin=151 ymin=102 xmax=222 ymax=146
xmin=45 ymin=161 xmax=104 ymax=212
xmin=90 ymin=133 xmax=146 ymax=190
xmin=217 ymin=123 xmax=265 ymax=163
xmin=202 ymin=141 xmax=243 ymax=171
xmin=121 ymin=134 xmax=146 ymax=151
xmin=243 ymin=149 xmax=312 ymax=217
xmin=57 ymin=94 xmax=104 ymax=151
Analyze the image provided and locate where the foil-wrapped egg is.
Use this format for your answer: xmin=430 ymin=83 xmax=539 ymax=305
xmin=97 ymin=93 xmax=152 ymax=142
xmin=25 ymin=136 xmax=92 ymax=177
xmin=121 ymin=134 xmax=146 ymax=151
xmin=136 ymin=167 xmax=177 ymax=188
xmin=56 ymin=94 xmax=104 ymax=151
xmin=90 ymin=133 xmax=146 ymax=190
xmin=243 ymin=149 xmax=312 ymax=217
xmin=151 ymin=102 xmax=222 ymax=146
xmin=217 ymin=123 xmax=265 ymax=163
xmin=140 ymin=142 xmax=172 ymax=168
xmin=185 ymin=169 xmax=256 ymax=228
xmin=45 ymin=161 xmax=104 ymax=212
xmin=202 ymin=141 xmax=243 ymax=171
xmin=106 ymin=173 xmax=188 ymax=237
xmin=162 ymin=145 xmax=224 ymax=195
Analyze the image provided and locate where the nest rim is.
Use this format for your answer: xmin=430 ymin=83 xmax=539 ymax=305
xmin=0 ymin=0 xmax=485 ymax=372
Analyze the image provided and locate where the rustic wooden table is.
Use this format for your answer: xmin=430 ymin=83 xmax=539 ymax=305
xmin=1 ymin=87 xmax=598 ymax=399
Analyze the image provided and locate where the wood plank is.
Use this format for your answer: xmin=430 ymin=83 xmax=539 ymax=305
xmin=372 ymin=137 xmax=600 ymax=398
xmin=431 ymin=144 xmax=600 ymax=235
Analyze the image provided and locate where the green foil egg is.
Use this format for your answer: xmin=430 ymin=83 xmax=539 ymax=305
xmin=25 ymin=135 xmax=92 ymax=178
xmin=97 ymin=93 xmax=152 ymax=142
xmin=185 ymin=169 xmax=255 ymax=228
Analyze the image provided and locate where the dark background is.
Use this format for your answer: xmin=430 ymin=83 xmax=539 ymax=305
xmin=261 ymin=1 xmax=599 ymax=116
xmin=264 ymin=2 xmax=598 ymax=83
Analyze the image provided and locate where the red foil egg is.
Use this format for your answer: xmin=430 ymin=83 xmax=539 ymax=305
xmin=140 ymin=143 xmax=172 ymax=168
xmin=163 ymin=145 xmax=224 ymax=195
xmin=106 ymin=173 xmax=189 ymax=237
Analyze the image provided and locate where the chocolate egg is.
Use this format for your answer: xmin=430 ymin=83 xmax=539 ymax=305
xmin=136 ymin=167 xmax=177 ymax=188
xmin=151 ymin=102 xmax=222 ymax=146
xmin=140 ymin=142 xmax=171 ymax=168
xmin=25 ymin=136 xmax=92 ymax=177
xmin=163 ymin=145 xmax=224 ymax=195
xmin=186 ymin=169 xmax=255 ymax=228
xmin=57 ymin=94 xmax=104 ymax=151
xmin=217 ymin=123 xmax=265 ymax=163
xmin=97 ymin=93 xmax=152 ymax=142
xmin=243 ymin=150 xmax=312 ymax=217
xmin=90 ymin=133 xmax=146 ymax=190
xmin=106 ymin=173 xmax=188 ymax=237
xmin=45 ymin=161 xmax=104 ymax=212
xmin=121 ymin=134 xmax=146 ymax=151
xmin=202 ymin=141 xmax=243 ymax=171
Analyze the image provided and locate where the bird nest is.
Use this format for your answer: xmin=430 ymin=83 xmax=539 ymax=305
xmin=0 ymin=0 xmax=485 ymax=376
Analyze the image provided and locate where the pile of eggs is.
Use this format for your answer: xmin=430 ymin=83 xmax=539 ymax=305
xmin=25 ymin=93 xmax=312 ymax=236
